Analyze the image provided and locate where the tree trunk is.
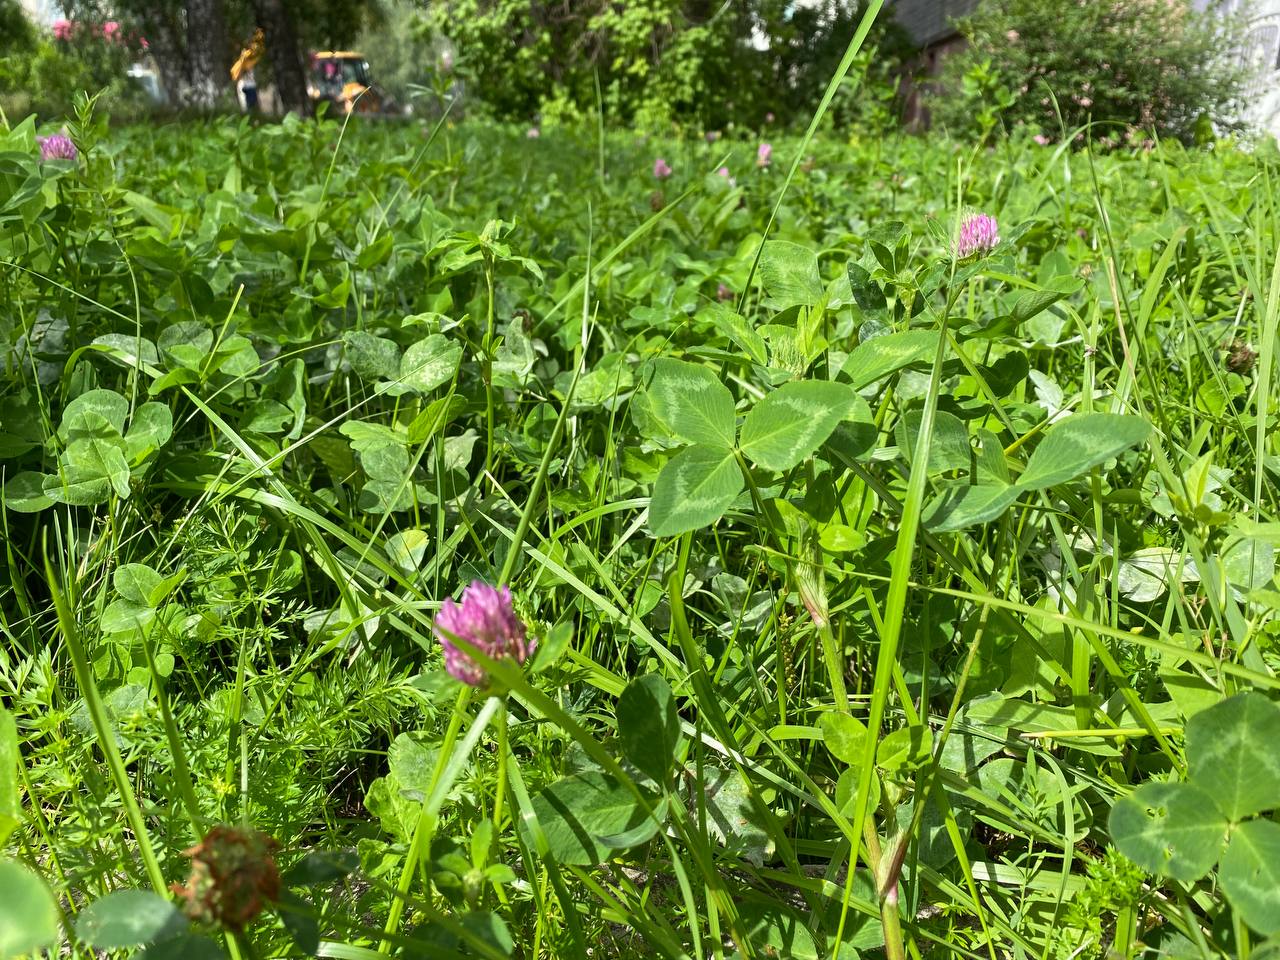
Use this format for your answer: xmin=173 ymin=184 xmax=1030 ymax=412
xmin=252 ymin=0 xmax=310 ymax=115
xmin=185 ymin=0 xmax=229 ymax=109
xmin=131 ymin=3 xmax=187 ymax=108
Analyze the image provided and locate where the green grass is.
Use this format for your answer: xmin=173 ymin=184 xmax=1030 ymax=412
xmin=0 ymin=82 xmax=1279 ymax=960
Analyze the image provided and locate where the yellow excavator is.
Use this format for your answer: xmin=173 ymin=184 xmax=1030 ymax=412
xmin=308 ymin=51 xmax=382 ymax=114
xmin=231 ymin=31 xmax=382 ymax=115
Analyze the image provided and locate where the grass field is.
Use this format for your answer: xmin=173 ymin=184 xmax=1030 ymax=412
xmin=1 ymin=104 xmax=1279 ymax=959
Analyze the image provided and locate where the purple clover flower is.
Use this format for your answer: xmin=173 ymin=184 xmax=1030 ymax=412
xmin=757 ymin=142 xmax=772 ymax=168
xmin=653 ymin=157 xmax=672 ymax=179
xmin=433 ymin=581 xmax=535 ymax=688
xmin=38 ymin=134 xmax=78 ymax=163
xmin=955 ymin=212 xmax=999 ymax=260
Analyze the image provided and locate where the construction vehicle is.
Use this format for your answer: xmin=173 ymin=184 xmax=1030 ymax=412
xmin=231 ymin=32 xmax=385 ymax=115
xmin=308 ymin=51 xmax=383 ymax=114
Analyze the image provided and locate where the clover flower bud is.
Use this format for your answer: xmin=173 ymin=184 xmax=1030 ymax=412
xmin=433 ymin=581 xmax=535 ymax=688
xmin=955 ymin=212 xmax=999 ymax=260
xmin=38 ymin=134 xmax=77 ymax=163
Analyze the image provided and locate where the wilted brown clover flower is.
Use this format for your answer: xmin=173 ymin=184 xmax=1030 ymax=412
xmin=172 ymin=825 xmax=280 ymax=930
xmin=1225 ymin=339 xmax=1257 ymax=375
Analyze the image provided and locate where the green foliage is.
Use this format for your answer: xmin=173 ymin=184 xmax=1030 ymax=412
xmin=413 ymin=0 xmax=908 ymax=128
xmin=524 ymin=770 xmax=658 ymax=865
xmin=3 ymin=68 xmax=1280 ymax=960
xmin=1112 ymin=694 xmax=1280 ymax=934
xmin=0 ymin=0 xmax=33 ymax=55
xmin=617 ymin=674 xmax=681 ymax=783
xmin=75 ymin=890 xmax=187 ymax=949
xmin=1 ymin=25 xmax=144 ymax=122
xmin=350 ymin=0 xmax=431 ymax=106
xmin=0 ymin=861 xmax=60 ymax=958
xmin=934 ymin=0 xmax=1248 ymax=143
xmin=924 ymin=412 xmax=1152 ymax=531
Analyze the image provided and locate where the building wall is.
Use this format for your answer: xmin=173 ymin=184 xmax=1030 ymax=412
xmin=888 ymin=0 xmax=977 ymax=128
xmin=1234 ymin=0 xmax=1280 ymax=137
xmin=890 ymin=0 xmax=981 ymax=47
xmin=899 ymin=34 xmax=968 ymax=128
xmin=19 ymin=0 xmax=59 ymax=26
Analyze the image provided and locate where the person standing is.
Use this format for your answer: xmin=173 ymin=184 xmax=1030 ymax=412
xmin=231 ymin=30 xmax=264 ymax=113
xmin=238 ymin=65 xmax=259 ymax=112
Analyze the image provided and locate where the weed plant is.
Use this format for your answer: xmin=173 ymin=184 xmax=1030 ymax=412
xmin=1 ymin=34 xmax=1280 ymax=960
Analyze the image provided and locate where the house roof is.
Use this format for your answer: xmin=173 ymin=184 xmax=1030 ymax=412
xmin=889 ymin=0 xmax=982 ymax=47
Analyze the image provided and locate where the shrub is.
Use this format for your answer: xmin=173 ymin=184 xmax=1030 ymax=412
xmin=1 ymin=12 xmax=149 ymax=122
xmin=0 ymin=0 xmax=36 ymax=119
xmin=351 ymin=0 xmax=433 ymax=109
xmin=931 ymin=0 xmax=1248 ymax=144
xmin=411 ymin=0 xmax=911 ymax=131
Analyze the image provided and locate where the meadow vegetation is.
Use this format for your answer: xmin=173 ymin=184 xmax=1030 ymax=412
xmin=2 ymin=20 xmax=1280 ymax=960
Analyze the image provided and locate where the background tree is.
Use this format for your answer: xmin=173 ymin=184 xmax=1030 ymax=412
xmin=54 ymin=0 xmax=377 ymax=112
xmin=412 ymin=0 xmax=909 ymax=129
xmin=55 ymin=0 xmax=231 ymax=108
xmin=2 ymin=3 xmax=146 ymax=119
xmin=250 ymin=0 xmax=308 ymax=114
xmin=351 ymin=0 xmax=428 ymax=108
xmin=0 ymin=0 xmax=35 ymax=54
xmin=185 ymin=0 xmax=230 ymax=105
xmin=0 ymin=0 xmax=37 ymax=117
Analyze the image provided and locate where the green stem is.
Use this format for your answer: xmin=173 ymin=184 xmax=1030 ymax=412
xmin=298 ymin=105 xmax=356 ymax=285
xmin=234 ymin=930 xmax=260 ymax=960
xmin=483 ymin=254 xmax=496 ymax=479
xmin=380 ymin=689 xmax=468 ymax=949
xmin=45 ymin=549 xmax=167 ymax=893
xmin=381 ymin=690 xmax=499 ymax=950
xmin=880 ymin=881 xmax=907 ymax=960
xmin=496 ymin=335 xmax=584 ymax=587
xmin=817 ymin=623 xmax=849 ymax=714
xmin=223 ymin=617 xmax=252 ymax=822
xmin=493 ymin=701 xmax=509 ymax=832
xmin=836 ymin=289 xmax=956 ymax=960
xmin=141 ymin=630 xmax=202 ymax=841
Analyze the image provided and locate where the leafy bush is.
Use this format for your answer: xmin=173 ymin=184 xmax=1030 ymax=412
xmin=413 ymin=0 xmax=910 ymax=130
xmin=351 ymin=0 xmax=434 ymax=109
xmin=0 ymin=0 xmax=37 ymax=119
xmin=2 ymin=63 xmax=1280 ymax=960
xmin=932 ymin=0 xmax=1248 ymax=143
xmin=1 ymin=13 xmax=148 ymax=122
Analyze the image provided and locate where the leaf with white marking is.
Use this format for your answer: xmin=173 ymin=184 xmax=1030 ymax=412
xmin=841 ymin=329 xmax=936 ymax=391
xmin=645 ymin=359 xmax=736 ymax=448
xmin=1019 ymin=413 xmax=1151 ymax=490
xmin=648 ymin=445 xmax=741 ymax=537
xmin=1220 ymin=819 xmax=1280 ymax=935
xmin=738 ymin=381 xmax=857 ymax=472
